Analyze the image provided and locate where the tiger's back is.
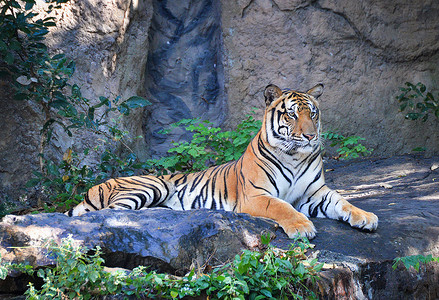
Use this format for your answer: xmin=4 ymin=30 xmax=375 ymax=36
xmin=67 ymin=84 xmax=378 ymax=239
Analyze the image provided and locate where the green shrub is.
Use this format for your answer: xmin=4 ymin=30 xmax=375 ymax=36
xmin=321 ymin=131 xmax=373 ymax=160
xmin=393 ymin=254 xmax=439 ymax=272
xmin=0 ymin=200 xmax=17 ymax=219
xmin=397 ymin=82 xmax=439 ymax=122
xmin=149 ymin=111 xmax=262 ymax=174
xmin=0 ymin=235 xmax=322 ymax=299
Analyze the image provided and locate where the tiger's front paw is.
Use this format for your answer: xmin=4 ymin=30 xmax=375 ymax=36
xmin=346 ymin=207 xmax=378 ymax=231
xmin=282 ymin=217 xmax=316 ymax=239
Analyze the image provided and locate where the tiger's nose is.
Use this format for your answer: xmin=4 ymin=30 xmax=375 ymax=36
xmin=303 ymin=133 xmax=316 ymax=141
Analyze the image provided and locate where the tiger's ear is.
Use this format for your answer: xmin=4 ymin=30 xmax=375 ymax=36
xmin=264 ymin=84 xmax=282 ymax=106
xmin=307 ymin=84 xmax=324 ymax=99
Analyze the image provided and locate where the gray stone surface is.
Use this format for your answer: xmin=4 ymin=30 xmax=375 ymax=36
xmin=0 ymin=89 xmax=42 ymax=210
xmin=299 ymin=155 xmax=439 ymax=261
xmin=0 ymin=209 xmax=277 ymax=293
xmin=221 ymin=0 xmax=439 ymax=156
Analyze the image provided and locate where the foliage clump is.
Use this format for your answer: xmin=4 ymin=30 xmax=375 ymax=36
xmin=321 ymin=131 xmax=373 ymax=160
xmin=393 ymin=254 xmax=439 ymax=272
xmin=397 ymin=82 xmax=439 ymax=122
xmin=1 ymin=0 xmax=150 ymax=213
xmin=149 ymin=112 xmax=262 ymax=174
xmin=1 ymin=235 xmax=322 ymax=300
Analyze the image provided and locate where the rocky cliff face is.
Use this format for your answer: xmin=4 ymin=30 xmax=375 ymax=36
xmin=1 ymin=0 xmax=438 ymax=205
xmin=221 ymin=0 xmax=439 ymax=155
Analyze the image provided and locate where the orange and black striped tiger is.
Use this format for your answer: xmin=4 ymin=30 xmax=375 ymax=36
xmin=66 ymin=84 xmax=378 ymax=239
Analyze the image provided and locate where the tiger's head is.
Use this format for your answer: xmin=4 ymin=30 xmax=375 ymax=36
xmin=263 ymin=84 xmax=324 ymax=154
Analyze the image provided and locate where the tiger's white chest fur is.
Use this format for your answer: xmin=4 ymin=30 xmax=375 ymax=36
xmin=273 ymin=149 xmax=326 ymax=213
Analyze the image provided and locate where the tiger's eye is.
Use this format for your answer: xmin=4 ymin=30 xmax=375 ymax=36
xmin=288 ymin=112 xmax=297 ymax=119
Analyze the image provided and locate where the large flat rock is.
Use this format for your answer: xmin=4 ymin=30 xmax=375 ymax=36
xmin=311 ymin=155 xmax=439 ymax=261
xmin=310 ymin=155 xmax=439 ymax=299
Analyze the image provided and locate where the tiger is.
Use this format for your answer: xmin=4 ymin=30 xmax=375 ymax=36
xmin=66 ymin=84 xmax=378 ymax=239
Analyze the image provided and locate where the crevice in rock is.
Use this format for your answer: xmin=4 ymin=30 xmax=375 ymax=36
xmin=240 ymin=0 xmax=255 ymax=18
xmin=311 ymin=1 xmax=439 ymax=63
xmin=144 ymin=0 xmax=227 ymax=157
xmin=102 ymin=251 xmax=176 ymax=274
xmin=312 ymin=1 xmax=383 ymax=52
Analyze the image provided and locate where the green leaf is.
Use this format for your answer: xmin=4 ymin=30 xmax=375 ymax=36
xmin=170 ymin=290 xmax=179 ymax=298
xmin=24 ymin=0 xmax=35 ymax=10
xmin=9 ymin=40 xmax=21 ymax=51
xmin=0 ymin=41 xmax=7 ymax=51
xmin=89 ymin=270 xmax=99 ymax=282
xmin=5 ymin=52 xmax=14 ymax=64
xmin=50 ymin=99 xmax=69 ymax=109
xmin=14 ymin=93 xmax=28 ymax=100
xmin=26 ymin=178 xmax=41 ymax=187
xmin=52 ymin=53 xmax=65 ymax=60
xmin=10 ymin=1 xmax=21 ymax=9
xmin=123 ymin=96 xmax=151 ymax=108
xmin=261 ymin=232 xmax=271 ymax=245
xmin=412 ymin=147 xmax=426 ymax=152
xmin=117 ymin=103 xmax=129 ymax=115
xmin=44 ymin=21 xmax=57 ymax=27
xmin=41 ymin=119 xmax=56 ymax=134
xmin=260 ymin=289 xmax=272 ymax=298
xmin=87 ymin=107 xmax=95 ymax=122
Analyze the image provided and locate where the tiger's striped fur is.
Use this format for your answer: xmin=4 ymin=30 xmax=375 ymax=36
xmin=66 ymin=84 xmax=378 ymax=239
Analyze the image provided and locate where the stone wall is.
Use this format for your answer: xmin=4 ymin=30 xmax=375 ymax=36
xmin=221 ymin=0 xmax=439 ymax=155
xmin=1 ymin=0 xmax=438 ymax=206
xmin=44 ymin=0 xmax=153 ymax=158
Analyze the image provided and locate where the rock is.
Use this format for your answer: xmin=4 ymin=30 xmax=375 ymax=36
xmin=301 ymin=155 xmax=439 ymax=299
xmin=221 ymin=0 xmax=439 ymax=157
xmin=0 ymin=209 xmax=279 ymax=293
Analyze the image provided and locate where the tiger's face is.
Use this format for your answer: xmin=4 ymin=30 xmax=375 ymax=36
xmin=263 ymin=84 xmax=324 ymax=154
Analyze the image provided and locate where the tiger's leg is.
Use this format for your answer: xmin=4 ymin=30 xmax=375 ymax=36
xmin=299 ymin=185 xmax=378 ymax=231
xmin=240 ymin=195 xmax=317 ymax=239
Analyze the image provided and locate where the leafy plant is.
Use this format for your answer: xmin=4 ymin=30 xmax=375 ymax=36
xmin=25 ymin=94 xmax=150 ymax=212
xmin=1 ymin=0 xmax=150 ymax=212
xmin=321 ymin=131 xmax=373 ymax=160
xmin=150 ymin=111 xmax=262 ymax=174
xmin=27 ymin=149 xmax=99 ymax=212
xmin=0 ymin=200 xmax=17 ymax=218
xmin=27 ymin=145 xmax=149 ymax=213
xmin=0 ymin=253 xmax=34 ymax=281
xmin=2 ymin=235 xmax=322 ymax=299
xmin=25 ymin=238 xmax=127 ymax=299
xmin=397 ymin=82 xmax=439 ymax=122
xmin=393 ymin=254 xmax=439 ymax=272
xmin=202 ymin=237 xmax=322 ymax=299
